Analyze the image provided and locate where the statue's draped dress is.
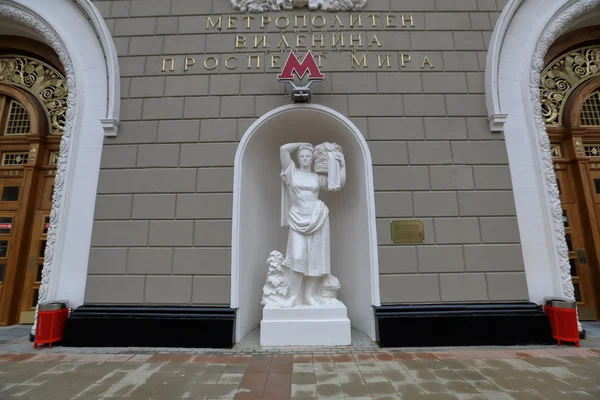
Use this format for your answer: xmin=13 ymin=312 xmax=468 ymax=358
xmin=281 ymin=161 xmax=330 ymax=277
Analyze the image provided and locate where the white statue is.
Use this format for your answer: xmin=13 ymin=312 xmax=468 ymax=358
xmin=231 ymin=0 xmax=367 ymax=12
xmin=262 ymin=142 xmax=346 ymax=307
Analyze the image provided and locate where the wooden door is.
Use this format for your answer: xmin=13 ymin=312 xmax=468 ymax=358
xmin=0 ymin=170 xmax=29 ymax=325
xmin=19 ymin=163 xmax=55 ymax=324
xmin=580 ymin=166 xmax=600 ymax=320
xmin=554 ymin=163 xmax=599 ymax=320
xmin=0 ymin=87 xmax=57 ymax=325
xmin=545 ymin=56 xmax=600 ymax=321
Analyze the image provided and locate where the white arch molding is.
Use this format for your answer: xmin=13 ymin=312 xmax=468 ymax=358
xmin=485 ymin=0 xmax=600 ymax=315
xmin=231 ymin=104 xmax=381 ymax=343
xmin=0 ymin=0 xmax=120 ymax=329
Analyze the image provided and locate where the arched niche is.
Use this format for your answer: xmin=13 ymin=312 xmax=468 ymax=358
xmin=231 ymin=104 xmax=380 ymax=343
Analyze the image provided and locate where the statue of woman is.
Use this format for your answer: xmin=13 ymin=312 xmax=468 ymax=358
xmin=279 ymin=142 xmax=346 ymax=307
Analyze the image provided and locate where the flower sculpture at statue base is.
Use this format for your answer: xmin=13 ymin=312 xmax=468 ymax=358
xmin=261 ymin=250 xmax=341 ymax=307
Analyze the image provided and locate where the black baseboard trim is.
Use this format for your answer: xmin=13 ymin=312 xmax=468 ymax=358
xmin=62 ymin=305 xmax=236 ymax=348
xmin=375 ymin=303 xmax=554 ymax=347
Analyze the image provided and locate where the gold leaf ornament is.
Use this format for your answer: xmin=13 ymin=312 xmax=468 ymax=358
xmin=0 ymin=55 xmax=68 ymax=134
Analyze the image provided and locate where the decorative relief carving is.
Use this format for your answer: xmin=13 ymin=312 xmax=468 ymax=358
xmin=574 ymin=139 xmax=585 ymax=157
xmin=49 ymin=151 xmax=59 ymax=165
xmin=0 ymin=56 xmax=68 ymax=134
xmin=231 ymin=0 xmax=366 ymax=12
xmin=553 ymin=163 xmax=567 ymax=171
xmin=27 ymin=144 xmax=38 ymax=165
xmin=531 ymin=0 xmax=600 ymax=313
xmin=0 ymin=4 xmax=75 ymax=326
xmin=540 ymin=46 xmax=600 ymax=125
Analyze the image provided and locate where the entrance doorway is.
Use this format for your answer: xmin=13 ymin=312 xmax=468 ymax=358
xmin=0 ymin=84 xmax=58 ymax=326
xmin=550 ymin=77 xmax=600 ymax=321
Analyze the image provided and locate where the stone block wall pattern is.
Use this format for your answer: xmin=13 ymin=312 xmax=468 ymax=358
xmin=87 ymin=0 xmax=525 ymax=306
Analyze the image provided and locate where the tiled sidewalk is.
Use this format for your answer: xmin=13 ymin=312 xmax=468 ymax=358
xmin=1 ymin=349 xmax=600 ymax=399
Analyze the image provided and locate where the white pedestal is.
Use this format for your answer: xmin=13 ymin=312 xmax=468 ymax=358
xmin=260 ymin=303 xmax=351 ymax=346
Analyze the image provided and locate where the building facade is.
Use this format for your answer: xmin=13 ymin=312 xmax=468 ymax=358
xmin=0 ymin=0 xmax=597 ymax=348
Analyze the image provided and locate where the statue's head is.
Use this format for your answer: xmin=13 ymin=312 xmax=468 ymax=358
xmin=297 ymin=144 xmax=314 ymax=167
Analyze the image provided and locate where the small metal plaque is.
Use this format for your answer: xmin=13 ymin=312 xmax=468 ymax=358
xmin=390 ymin=220 xmax=425 ymax=244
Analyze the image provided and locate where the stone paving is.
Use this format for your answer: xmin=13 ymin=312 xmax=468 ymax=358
xmin=0 ymin=324 xmax=599 ymax=399
xmin=1 ymin=349 xmax=600 ymax=399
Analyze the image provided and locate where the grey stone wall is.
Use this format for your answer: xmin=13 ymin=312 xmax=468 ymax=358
xmin=86 ymin=0 xmax=527 ymax=306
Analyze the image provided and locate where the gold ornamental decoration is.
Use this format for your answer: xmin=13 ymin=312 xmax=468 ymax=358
xmin=0 ymin=55 xmax=67 ymax=134
xmin=540 ymin=45 xmax=600 ymax=126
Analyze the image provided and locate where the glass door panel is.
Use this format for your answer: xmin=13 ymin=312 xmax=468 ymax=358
xmin=0 ymin=171 xmax=23 ymax=212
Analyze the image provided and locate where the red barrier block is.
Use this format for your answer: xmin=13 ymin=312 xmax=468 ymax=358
xmin=544 ymin=305 xmax=580 ymax=347
xmin=34 ymin=308 xmax=68 ymax=349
